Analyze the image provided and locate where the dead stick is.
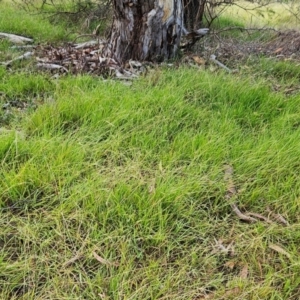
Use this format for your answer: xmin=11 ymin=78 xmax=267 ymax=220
xmin=0 ymin=32 xmax=33 ymax=44
xmin=246 ymin=212 xmax=273 ymax=224
xmin=63 ymin=253 xmax=83 ymax=268
xmin=266 ymin=207 xmax=289 ymax=226
xmin=230 ymin=204 xmax=257 ymax=222
xmin=224 ymin=164 xmax=257 ymax=223
xmin=210 ymin=55 xmax=232 ymax=73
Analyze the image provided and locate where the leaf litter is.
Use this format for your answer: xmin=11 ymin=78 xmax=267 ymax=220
xmin=1 ymin=38 xmax=146 ymax=79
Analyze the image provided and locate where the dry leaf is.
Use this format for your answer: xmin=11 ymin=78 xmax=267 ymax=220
xmin=239 ymin=264 xmax=248 ymax=279
xmin=274 ymin=47 xmax=283 ymax=54
xmin=224 ymin=260 xmax=235 ymax=270
xmin=192 ymin=55 xmax=206 ymax=65
xmin=269 ymin=244 xmax=292 ymax=259
xmin=92 ymin=251 xmax=119 ymax=267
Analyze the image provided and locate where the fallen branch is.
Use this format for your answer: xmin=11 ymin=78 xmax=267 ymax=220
xmin=266 ymin=207 xmax=289 ymax=226
xmin=230 ymin=203 xmax=257 ymax=222
xmin=210 ymin=55 xmax=232 ymax=73
xmin=224 ymin=164 xmax=257 ymax=223
xmin=36 ymin=62 xmax=68 ymax=73
xmin=74 ymin=40 xmax=102 ymax=49
xmin=246 ymin=212 xmax=273 ymax=224
xmin=0 ymin=32 xmax=33 ymax=44
xmin=1 ymin=51 xmax=33 ymax=66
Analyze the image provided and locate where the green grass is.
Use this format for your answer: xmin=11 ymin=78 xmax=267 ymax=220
xmin=0 ymin=68 xmax=54 ymax=125
xmin=1 ymin=67 xmax=300 ymax=299
xmin=256 ymin=58 xmax=300 ymax=81
xmin=0 ymin=0 xmax=75 ymax=43
xmin=221 ymin=0 xmax=300 ymax=29
xmin=210 ymin=16 xmax=247 ymax=39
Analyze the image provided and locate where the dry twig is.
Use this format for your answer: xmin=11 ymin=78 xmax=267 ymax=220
xmin=0 ymin=32 xmax=33 ymax=44
xmin=266 ymin=207 xmax=289 ymax=226
xmin=246 ymin=212 xmax=273 ymax=224
xmin=210 ymin=54 xmax=232 ymax=73
xmin=92 ymin=251 xmax=119 ymax=267
xmin=63 ymin=253 xmax=84 ymax=268
xmin=224 ymin=164 xmax=257 ymax=223
xmin=36 ymin=62 xmax=69 ymax=72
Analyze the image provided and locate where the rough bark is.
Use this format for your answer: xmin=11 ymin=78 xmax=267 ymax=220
xmin=183 ymin=0 xmax=206 ymax=31
xmin=105 ymin=0 xmax=184 ymax=62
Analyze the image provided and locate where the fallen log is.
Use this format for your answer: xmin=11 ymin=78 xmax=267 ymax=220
xmin=0 ymin=32 xmax=33 ymax=44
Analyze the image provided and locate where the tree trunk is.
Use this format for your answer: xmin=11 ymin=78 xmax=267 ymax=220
xmin=183 ymin=0 xmax=206 ymax=32
xmin=105 ymin=0 xmax=184 ymax=62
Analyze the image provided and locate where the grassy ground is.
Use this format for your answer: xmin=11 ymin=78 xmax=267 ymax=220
xmin=1 ymin=1 xmax=300 ymax=300
xmin=0 ymin=0 xmax=74 ymax=43
xmin=221 ymin=0 xmax=300 ymax=29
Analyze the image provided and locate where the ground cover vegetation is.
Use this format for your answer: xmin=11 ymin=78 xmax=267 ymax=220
xmin=1 ymin=0 xmax=300 ymax=299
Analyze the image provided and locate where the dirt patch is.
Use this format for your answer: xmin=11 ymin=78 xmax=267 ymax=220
xmin=202 ymin=29 xmax=300 ymax=65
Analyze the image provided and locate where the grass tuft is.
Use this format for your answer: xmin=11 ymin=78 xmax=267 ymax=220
xmin=0 ymin=1 xmax=75 ymax=42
